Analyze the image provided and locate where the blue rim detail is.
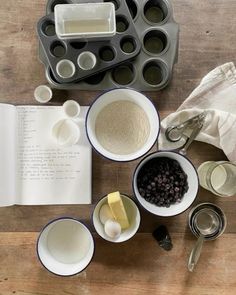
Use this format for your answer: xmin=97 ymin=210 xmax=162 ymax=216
xmin=36 ymin=217 xmax=95 ymax=277
xmin=85 ymin=87 xmax=160 ymax=162
xmin=91 ymin=193 xmax=141 ymax=243
xmin=132 ymin=150 xmax=200 ymax=217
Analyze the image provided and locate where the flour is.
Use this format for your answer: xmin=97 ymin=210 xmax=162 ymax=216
xmin=95 ymin=100 xmax=150 ymax=155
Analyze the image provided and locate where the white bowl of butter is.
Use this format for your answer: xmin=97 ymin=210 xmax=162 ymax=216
xmin=93 ymin=193 xmax=141 ymax=243
xmin=86 ymin=88 xmax=160 ymax=162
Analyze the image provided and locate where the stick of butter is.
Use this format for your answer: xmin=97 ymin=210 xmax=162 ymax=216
xmin=107 ymin=192 xmax=130 ymax=229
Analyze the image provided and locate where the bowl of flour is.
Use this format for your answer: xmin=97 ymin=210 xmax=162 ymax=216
xmin=86 ymin=88 xmax=160 ymax=161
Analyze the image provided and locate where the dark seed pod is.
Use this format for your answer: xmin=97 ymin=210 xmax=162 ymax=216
xmin=152 ymin=225 xmax=173 ymax=251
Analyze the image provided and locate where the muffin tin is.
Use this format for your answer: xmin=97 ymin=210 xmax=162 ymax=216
xmin=37 ymin=0 xmax=141 ymax=83
xmin=39 ymin=0 xmax=179 ymax=91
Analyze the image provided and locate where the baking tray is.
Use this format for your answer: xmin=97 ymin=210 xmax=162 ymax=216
xmin=39 ymin=0 xmax=179 ymax=91
xmin=37 ymin=0 xmax=141 ymax=83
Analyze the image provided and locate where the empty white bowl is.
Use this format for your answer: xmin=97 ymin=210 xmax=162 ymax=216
xmin=133 ymin=151 xmax=199 ymax=217
xmin=93 ymin=194 xmax=141 ymax=243
xmin=37 ymin=218 xmax=95 ymax=276
xmin=56 ymin=59 xmax=76 ymax=79
xmin=51 ymin=119 xmax=81 ymax=147
xmin=77 ymin=51 xmax=97 ymax=70
xmin=63 ymin=100 xmax=81 ymax=119
xmin=86 ymin=88 xmax=160 ymax=162
xmin=34 ymin=85 xmax=52 ymax=103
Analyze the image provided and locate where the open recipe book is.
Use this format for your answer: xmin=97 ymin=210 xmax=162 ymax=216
xmin=0 ymin=104 xmax=91 ymax=206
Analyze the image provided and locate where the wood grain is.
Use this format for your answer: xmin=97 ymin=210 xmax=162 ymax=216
xmin=0 ymin=0 xmax=236 ymax=294
xmin=0 ymin=233 xmax=235 ymax=295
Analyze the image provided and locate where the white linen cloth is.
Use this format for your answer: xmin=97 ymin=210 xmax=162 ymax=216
xmin=159 ymin=62 xmax=236 ymax=161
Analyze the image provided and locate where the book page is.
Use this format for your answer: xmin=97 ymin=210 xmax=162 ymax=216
xmin=0 ymin=104 xmax=17 ymax=206
xmin=16 ymin=106 xmax=91 ymax=205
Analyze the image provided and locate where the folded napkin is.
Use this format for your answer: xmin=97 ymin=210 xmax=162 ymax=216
xmin=159 ymin=62 xmax=236 ymax=161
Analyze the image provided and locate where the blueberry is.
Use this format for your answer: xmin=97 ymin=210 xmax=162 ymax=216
xmin=137 ymin=157 xmax=188 ymax=207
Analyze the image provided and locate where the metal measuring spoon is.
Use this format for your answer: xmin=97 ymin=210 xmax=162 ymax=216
xmin=188 ymin=210 xmax=220 ymax=272
xmin=165 ymin=111 xmax=207 ymax=143
xmin=165 ymin=122 xmax=190 ymax=142
xmin=179 ymin=121 xmax=203 ymax=155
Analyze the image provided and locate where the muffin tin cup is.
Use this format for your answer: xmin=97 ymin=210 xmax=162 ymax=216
xmin=142 ymin=0 xmax=171 ymax=26
xmin=40 ymin=0 xmax=179 ymax=90
xmin=77 ymin=51 xmax=97 ymax=71
xmin=141 ymin=59 xmax=169 ymax=88
xmin=142 ymin=28 xmax=170 ymax=56
xmin=56 ymin=59 xmax=76 ymax=78
xmin=38 ymin=0 xmax=141 ymax=84
xmin=125 ymin=0 xmax=139 ymax=21
xmin=111 ymin=62 xmax=137 ymax=87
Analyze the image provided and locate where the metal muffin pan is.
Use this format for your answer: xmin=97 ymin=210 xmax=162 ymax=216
xmin=40 ymin=0 xmax=179 ymax=91
xmin=37 ymin=0 xmax=141 ymax=83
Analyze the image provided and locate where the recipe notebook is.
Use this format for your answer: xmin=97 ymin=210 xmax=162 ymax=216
xmin=0 ymin=104 xmax=91 ymax=206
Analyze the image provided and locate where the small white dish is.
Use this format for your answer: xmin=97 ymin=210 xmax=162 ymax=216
xmin=51 ymin=119 xmax=80 ymax=147
xmin=93 ymin=194 xmax=141 ymax=243
xmin=56 ymin=59 xmax=76 ymax=79
xmin=63 ymin=100 xmax=81 ymax=119
xmin=133 ymin=151 xmax=199 ymax=217
xmin=86 ymin=88 xmax=160 ymax=162
xmin=77 ymin=51 xmax=97 ymax=71
xmin=34 ymin=85 xmax=52 ymax=103
xmin=37 ymin=217 xmax=95 ymax=276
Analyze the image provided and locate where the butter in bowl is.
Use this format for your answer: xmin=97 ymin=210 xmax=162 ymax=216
xmin=93 ymin=192 xmax=141 ymax=243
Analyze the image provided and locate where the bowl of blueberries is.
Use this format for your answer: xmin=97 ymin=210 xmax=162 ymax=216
xmin=132 ymin=151 xmax=199 ymax=217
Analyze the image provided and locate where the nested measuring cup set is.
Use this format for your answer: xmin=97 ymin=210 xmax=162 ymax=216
xmin=188 ymin=160 xmax=236 ymax=272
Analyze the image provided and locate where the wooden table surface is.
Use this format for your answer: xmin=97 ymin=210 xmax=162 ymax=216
xmin=0 ymin=0 xmax=236 ymax=294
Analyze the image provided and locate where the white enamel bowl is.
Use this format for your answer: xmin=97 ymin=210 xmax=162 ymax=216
xmin=133 ymin=151 xmax=199 ymax=217
xmin=92 ymin=194 xmax=141 ymax=243
xmin=37 ymin=218 xmax=95 ymax=276
xmin=86 ymin=88 xmax=160 ymax=162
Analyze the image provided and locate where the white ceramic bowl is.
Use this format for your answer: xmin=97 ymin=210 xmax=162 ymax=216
xmin=63 ymin=100 xmax=81 ymax=119
xmin=37 ymin=218 xmax=95 ymax=276
xmin=51 ymin=119 xmax=81 ymax=147
xmin=93 ymin=194 xmax=141 ymax=243
xmin=133 ymin=151 xmax=199 ymax=217
xmin=34 ymin=85 xmax=52 ymax=103
xmin=86 ymin=88 xmax=160 ymax=161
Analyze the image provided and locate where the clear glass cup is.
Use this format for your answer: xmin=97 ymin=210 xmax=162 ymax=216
xmin=197 ymin=161 xmax=236 ymax=197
